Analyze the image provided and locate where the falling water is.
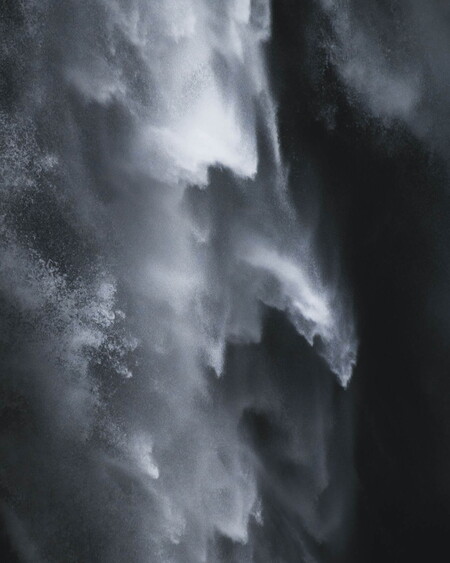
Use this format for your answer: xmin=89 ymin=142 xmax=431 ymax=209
xmin=0 ymin=1 xmax=357 ymax=561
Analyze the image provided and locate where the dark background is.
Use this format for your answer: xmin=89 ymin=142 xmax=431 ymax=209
xmin=271 ymin=0 xmax=450 ymax=561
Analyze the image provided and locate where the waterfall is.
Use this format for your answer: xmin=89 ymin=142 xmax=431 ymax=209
xmin=0 ymin=1 xmax=357 ymax=561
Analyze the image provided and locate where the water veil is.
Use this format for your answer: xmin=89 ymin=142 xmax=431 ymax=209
xmin=0 ymin=1 xmax=357 ymax=561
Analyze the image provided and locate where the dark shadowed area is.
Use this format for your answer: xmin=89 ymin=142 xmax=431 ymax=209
xmin=271 ymin=0 xmax=450 ymax=560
